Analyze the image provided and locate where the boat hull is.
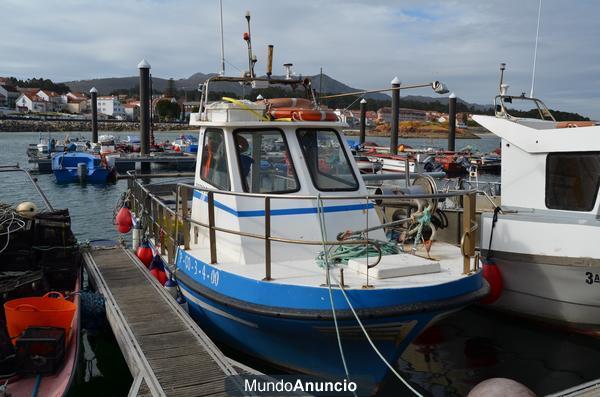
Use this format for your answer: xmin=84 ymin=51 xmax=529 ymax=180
xmin=53 ymin=168 xmax=114 ymax=184
xmin=483 ymin=253 xmax=600 ymax=336
xmin=174 ymin=249 xmax=487 ymax=391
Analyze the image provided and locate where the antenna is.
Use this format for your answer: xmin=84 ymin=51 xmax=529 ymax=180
xmin=219 ymin=0 xmax=225 ymax=76
xmin=530 ymin=0 xmax=542 ymax=98
xmin=499 ymin=62 xmax=506 ymax=94
xmin=244 ymin=11 xmax=255 ymax=78
xmin=266 ymin=45 xmax=273 ymax=78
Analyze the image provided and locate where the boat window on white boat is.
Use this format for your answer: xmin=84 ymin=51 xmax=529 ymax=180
xmin=546 ymin=152 xmax=600 ymax=211
xmin=200 ymin=129 xmax=230 ymax=190
xmin=297 ymin=128 xmax=358 ymax=191
xmin=233 ymin=129 xmax=300 ymax=194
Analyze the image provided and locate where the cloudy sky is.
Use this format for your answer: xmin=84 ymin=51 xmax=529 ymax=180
xmin=2 ymin=0 xmax=599 ymax=118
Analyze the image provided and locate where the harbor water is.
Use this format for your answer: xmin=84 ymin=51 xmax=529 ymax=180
xmin=1 ymin=131 xmax=599 ymax=396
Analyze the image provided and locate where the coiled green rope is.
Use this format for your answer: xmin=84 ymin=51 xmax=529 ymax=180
xmin=316 ymin=237 xmax=399 ymax=268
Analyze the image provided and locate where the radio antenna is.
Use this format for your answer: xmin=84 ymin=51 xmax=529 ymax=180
xmin=530 ymin=0 xmax=542 ymax=98
xmin=219 ymin=0 xmax=225 ymax=76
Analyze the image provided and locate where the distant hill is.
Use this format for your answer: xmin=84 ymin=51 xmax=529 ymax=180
xmin=62 ymin=73 xmax=391 ymax=100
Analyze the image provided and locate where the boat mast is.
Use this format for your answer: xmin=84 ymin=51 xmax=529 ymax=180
xmin=530 ymin=0 xmax=542 ymax=98
xmin=219 ymin=0 xmax=225 ymax=76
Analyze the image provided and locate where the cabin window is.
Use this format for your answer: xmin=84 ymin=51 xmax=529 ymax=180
xmin=546 ymin=152 xmax=600 ymax=211
xmin=233 ymin=129 xmax=299 ymax=193
xmin=200 ymin=128 xmax=230 ymax=190
xmin=297 ymin=128 xmax=358 ymax=191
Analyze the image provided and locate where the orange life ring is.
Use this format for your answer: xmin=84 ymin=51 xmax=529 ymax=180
xmin=270 ymin=107 xmax=338 ymax=122
xmin=556 ymin=121 xmax=595 ymax=128
xmin=262 ymin=98 xmax=313 ymax=109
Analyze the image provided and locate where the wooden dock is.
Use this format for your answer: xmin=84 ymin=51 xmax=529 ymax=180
xmin=83 ymin=244 xmax=249 ymax=397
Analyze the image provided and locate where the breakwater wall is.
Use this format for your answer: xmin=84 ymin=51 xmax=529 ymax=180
xmin=0 ymin=118 xmax=196 ymax=133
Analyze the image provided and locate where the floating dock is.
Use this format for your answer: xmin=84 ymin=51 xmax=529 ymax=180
xmin=83 ymin=244 xmax=248 ymax=396
xmin=29 ymin=154 xmax=196 ymax=174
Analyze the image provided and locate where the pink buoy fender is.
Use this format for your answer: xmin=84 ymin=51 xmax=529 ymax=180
xmin=115 ymin=206 xmax=133 ymax=234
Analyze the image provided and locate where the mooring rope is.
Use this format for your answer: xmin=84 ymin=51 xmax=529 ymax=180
xmin=0 ymin=203 xmax=26 ymax=255
xmin=316 ymin=195 xmax=356 ymax=396
xmin=315 ymin=195 xmax=423 ymax=396
xmin=329 ymin=270 xmax=424 ymax=397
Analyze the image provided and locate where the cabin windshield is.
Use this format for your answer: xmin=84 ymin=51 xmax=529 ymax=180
xmin=297 ymin=128 xmax=358 ymax=191
xmin=233 ymin=129 xmax=299 ymax=193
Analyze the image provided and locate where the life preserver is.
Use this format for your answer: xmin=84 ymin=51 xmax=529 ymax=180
xmin=556 ymin=121 xmax=595 ymax=128
xmin=270 ymin=108 xmax=338 ymax=122
xmin=262 ymin=98 xmax=313 ymax=109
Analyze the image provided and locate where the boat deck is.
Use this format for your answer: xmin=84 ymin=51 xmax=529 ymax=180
xmin=83 ymin=244 xmax=247 ymax=397
xmin=185 ymin=241 xmax=472 ymax=289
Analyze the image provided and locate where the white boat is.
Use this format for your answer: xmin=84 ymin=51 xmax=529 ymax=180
xmin=353 ymin=155 xmax=382 ymax=174
xmin=124 ymin=74 xmax=488 ymax=392
xmin=97 ymin=134 xmax=117 ymax=154
xmin=473 ymin=81 xmax=600 ymax=336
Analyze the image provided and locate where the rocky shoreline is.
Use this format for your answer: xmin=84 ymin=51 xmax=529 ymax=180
xmin=0 ymin=119 xmax=197 ymax=133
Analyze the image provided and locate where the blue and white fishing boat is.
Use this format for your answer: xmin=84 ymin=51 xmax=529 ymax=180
xmin=124 ymin=70 xmax=489 ymax=392
xmin=52 ymin=152 xmax=115 ymax=184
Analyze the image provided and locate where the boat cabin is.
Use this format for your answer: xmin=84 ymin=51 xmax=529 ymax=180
xmin=475 ymin=92 xmax=600 ymax=215
xmin=187 ymin=100 xmax=383 ymax=264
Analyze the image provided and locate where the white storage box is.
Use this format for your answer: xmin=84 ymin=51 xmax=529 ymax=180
xmin=204 ymin=100 xmax=266 ymax=122
xmin=347 ymin=254 xmax=440 ymax=279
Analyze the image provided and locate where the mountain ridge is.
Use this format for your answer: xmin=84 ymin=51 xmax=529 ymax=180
xmin=63 ymin=73 xmax=489 ymax=109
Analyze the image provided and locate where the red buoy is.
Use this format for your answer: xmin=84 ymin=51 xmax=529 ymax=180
xmin=150 ymin=267 xmax=160 ymax=280
xmin=157 ymin=270 xmax=168 ymax=286
xmin=115 ymin=206 xmax=133 ymax=233
xmin=480 ymin=259 xmax=503 ymax=305
xmin=136 ymin=241 xmax=153 ymax=267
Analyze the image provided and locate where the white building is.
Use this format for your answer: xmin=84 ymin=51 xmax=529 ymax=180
xmin=16 ymin=92 xmax=47 ymax=112
xmin=97 ymin=96 xmax=126 ymax=119
xmin=36 ymin=90 xmax=65 ymax=112
xmin=123 ymin=102 xmax=140 ymax=121
xmin=0 ymin=84 xmax=20 ymax=108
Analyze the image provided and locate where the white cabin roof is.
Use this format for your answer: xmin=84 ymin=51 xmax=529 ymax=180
xmin=473 ymin=115 xmax=600 ymax=153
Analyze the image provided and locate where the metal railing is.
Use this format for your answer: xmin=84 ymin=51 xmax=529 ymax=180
xmin=127 ymin=176 xmax=479 ymax=281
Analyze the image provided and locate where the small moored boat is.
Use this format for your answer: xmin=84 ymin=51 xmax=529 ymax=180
xmin=52 ymin=152 xmax=116 ymax=184
xmin=0 ymin=165 xmax=81 ymax=397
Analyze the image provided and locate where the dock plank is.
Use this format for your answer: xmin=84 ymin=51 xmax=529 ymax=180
xmin=83 ymin=246 xmax=247 ymax=397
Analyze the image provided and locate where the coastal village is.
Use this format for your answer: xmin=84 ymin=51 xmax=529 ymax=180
xmin=0 ymin=76 xmax=474 ymax=136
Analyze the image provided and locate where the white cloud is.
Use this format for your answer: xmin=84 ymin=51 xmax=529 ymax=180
xmin=0 ymin=0 xmax=598 ymax=118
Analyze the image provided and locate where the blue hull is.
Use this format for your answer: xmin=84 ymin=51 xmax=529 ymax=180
xmin=174 ymin=249 xmax=487 ymax=391
xmin=53 ymin=168 xmax=114 ymax=184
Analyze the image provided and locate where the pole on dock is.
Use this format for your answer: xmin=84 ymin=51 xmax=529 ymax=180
xmin=359 ymin=98 xmax=367 ymax=145
xmin=138 ymin=59 xmax=151 ymax=174
xmin=448 ymin=92 xmax=457 ymax=152
xmin=90 ymin=87 xmax=98 ymax=144
xmin=390 ymin=77 xmax=400 ymax=155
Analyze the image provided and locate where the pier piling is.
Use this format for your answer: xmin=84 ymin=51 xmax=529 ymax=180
xmin=90 ymin=87 xmax=98 ymax=144
xmin=390 ymin=77 xmax=400 ymax=155
xmin=138 ymin=59 xmax=151 ymax=174
xmin=359 ymin=98 xmax=367 ymax=145
xmin=448 ymin=92 xmax=457 ymax=152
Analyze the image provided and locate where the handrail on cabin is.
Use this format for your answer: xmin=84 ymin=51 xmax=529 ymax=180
xmin=127 ymin=176 xmax=478 ymax=281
